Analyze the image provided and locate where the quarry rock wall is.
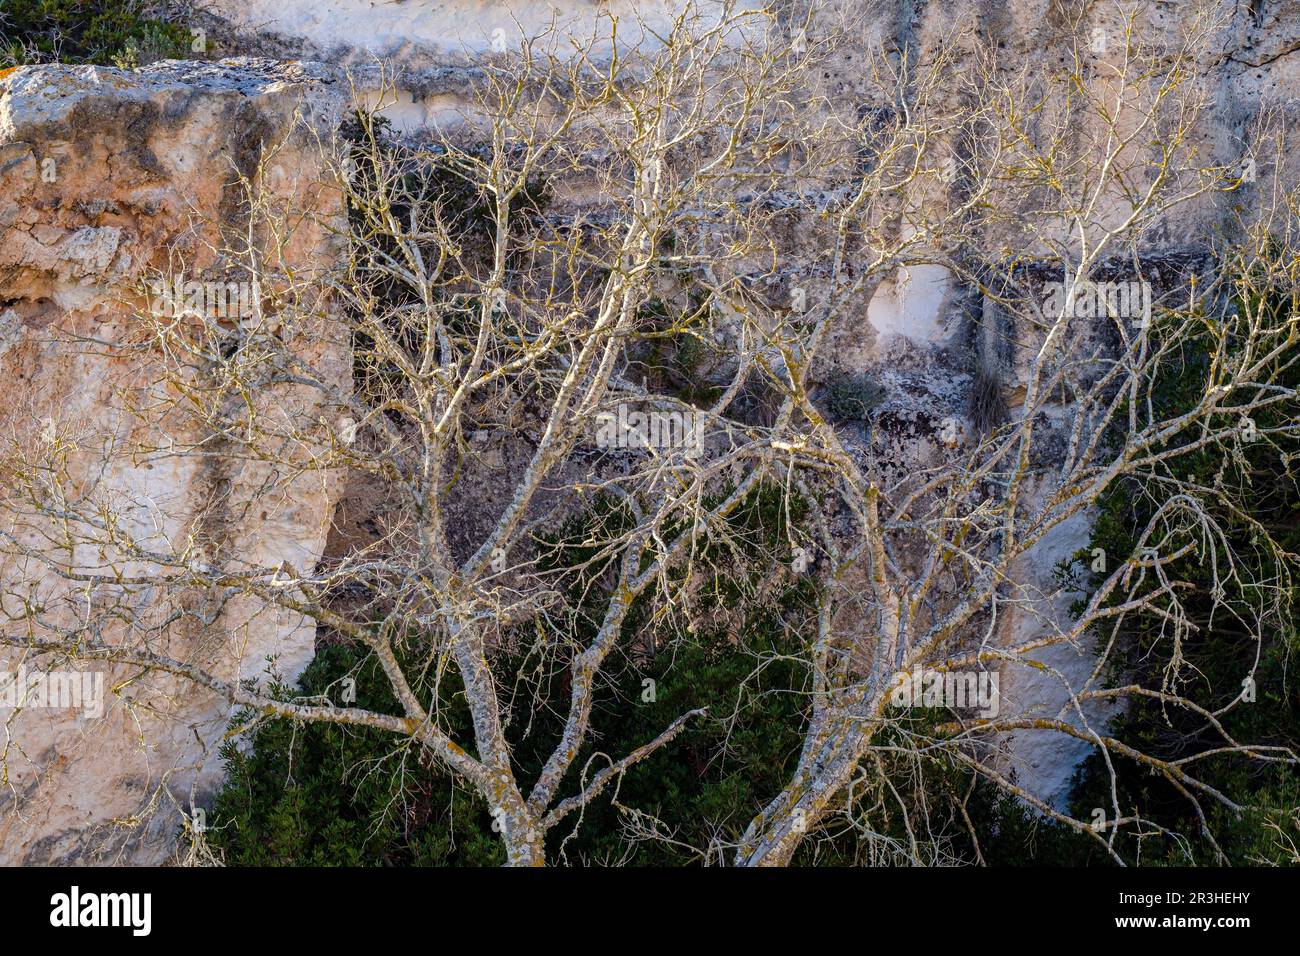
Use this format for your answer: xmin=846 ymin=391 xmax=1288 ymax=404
xmin=4 ymin=0 xmax=1300 ymax=861
xmin=0 ymin=59 xmax=348 ymax=863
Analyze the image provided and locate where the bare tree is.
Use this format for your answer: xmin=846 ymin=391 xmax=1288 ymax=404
xmin=1 ymin=1 xmax=1295 ymax=866
xmin=732 ymin=3 xmax=1300 ymax=865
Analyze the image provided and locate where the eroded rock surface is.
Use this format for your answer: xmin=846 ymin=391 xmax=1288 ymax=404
xmin=4 ymin=0 xmax=1300 ymax=866
xmin=0 ymin=59 xmax=347 ymax=863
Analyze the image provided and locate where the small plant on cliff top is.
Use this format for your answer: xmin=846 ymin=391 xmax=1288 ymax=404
xmin=820 ymin=368 xmax=886 ymax=422
xmin=1 ymin=0 xmax=190 ymax=68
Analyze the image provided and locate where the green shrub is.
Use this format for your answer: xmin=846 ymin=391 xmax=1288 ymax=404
xmin=206 ymin=480 xmax=1091 ymax=865
xmin=207 ymin=486 xmax=821 ymax=866
xmin=208 ymin=643 xmax=505 ymax=866
xmin=1 ymin=1 xmax=190 ymax=68
xmin=1057 ymin=282 xmax=1300 ymax=865
xmin=820 ymin=369 xmax=886 ymax=422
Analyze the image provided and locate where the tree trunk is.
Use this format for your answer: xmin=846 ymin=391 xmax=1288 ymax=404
xmin=495 ymin=790 xmax=547 ymax=866
xmin=735 ymin=714 xmax=873 ymax=866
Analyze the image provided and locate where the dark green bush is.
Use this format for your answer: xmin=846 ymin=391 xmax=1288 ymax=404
xmin=206 ymin=482 xmax=1088 ymax=865
xmin=820 ymin=368 xmax=886 ymax=422
xmin=1057 ymin=282 xmax=1300 ymax=865
xmin=208 ymin=486 xmax=823 ymax=865
xmin=1 ymin=1 xmax=190 ymax=68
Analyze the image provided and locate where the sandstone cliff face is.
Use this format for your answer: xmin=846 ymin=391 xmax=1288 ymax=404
xmin=0 ymin=59 xmax=347 ymax=863
xmin=199 ymin=0 xmax=724 ymax=64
